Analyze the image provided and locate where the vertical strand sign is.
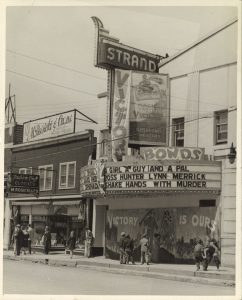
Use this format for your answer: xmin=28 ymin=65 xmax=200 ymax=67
xmin=112 ymin=69 xmax=131 ymax=162
xmin=129 ymin=71 xmax=169 ymax=145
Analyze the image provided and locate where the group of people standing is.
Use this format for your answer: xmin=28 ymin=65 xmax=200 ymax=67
xmin=194 ymin=238 xmax=220 ymax=271
xmin=12 ymin=224 xmax=34 ymax=256
xmin=119 ymin=232 xmax=151 ymax=265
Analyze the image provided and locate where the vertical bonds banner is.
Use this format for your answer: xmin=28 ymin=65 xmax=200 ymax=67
xmin=112 ymin=69 xmax=131 ymax=161
xmin=129 ymin=72 xmax=169 ymax=145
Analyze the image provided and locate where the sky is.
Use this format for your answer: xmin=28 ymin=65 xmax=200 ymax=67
xmin=4 ymin=4 xmax=238 ymax=132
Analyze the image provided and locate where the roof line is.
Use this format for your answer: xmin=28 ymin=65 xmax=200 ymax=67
xmin=159 ymin=17 xmax=238 ymax=68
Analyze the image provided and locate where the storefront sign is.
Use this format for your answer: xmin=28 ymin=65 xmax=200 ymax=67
xmin=105 ymin=161 xmax=221 ymax=192
xmin=129 ymin=71 xmax=169 ymax=145
xmin=9 ymin=173 xmax=39 ymax=194
xmin=98 ymin=41 xmax=160 ymax=72
xmin=23 ymin=110 xmax=75 ymax=143
xmin=80 ymin=160 xmax=221 ymax=195
xmin=111 ymin=69 xmax=131 ymax=161
xmin=141 ymin=147 xmax=205 ymax=160
xmin=80 ymin=164 xmax=105 ymax=195
xmin=106 ymin=207 xmax=220 ymax=262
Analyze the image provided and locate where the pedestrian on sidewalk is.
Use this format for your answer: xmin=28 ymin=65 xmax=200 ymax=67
xmin=140 ymin=233 xmax=150 ymax=265
xmin=124 ymin=234 xmax=135 ymax=264
xmin=21 ymin=226 xmax=29 ymax=255
xmin=66 ymin=230 xmax=76 ymax=259
xmin=42 ymin=226 xmax=51 ymax=255
xmin=84 ymin=228 xmax=94 ymax=258
xmin=119 ymin=232 xmax=126 ymax=264
xmin=12 ymin=224 xmax=23 ymax=256
xmin=27 ymin=224 xmax=34 ymax=254
xmin=202 ymin=238 xmax=220 ymax=271
xmin=194 ymin=239 xmax=204 ymax=271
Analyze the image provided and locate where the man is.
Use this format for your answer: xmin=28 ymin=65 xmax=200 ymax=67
xmin=27 ymin=224 xmax=34 ymax=254
xmin=140 ymin=233 xmax=150 ymax=265
xmin=194 ymin=239 xmax=204 ymax=271
xmin=124 ymin=234 xmax=135 ymax=264
xmin=13 ymin=224 xmax=23 ymax=256
xmin=84 ymin=228 xmax=94 ymax=258
xmin=43 ymin=226 xmax=51 ymax=255
xmin=202 ymin=238 xmax=220 ymax=270
xmin=119 ymin=232 xmax=126 ymax=264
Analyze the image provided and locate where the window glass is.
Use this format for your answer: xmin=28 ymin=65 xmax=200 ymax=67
xmin=68 ymin=163 xmax=75 ymax=187
xmin=215 ymin=110 xmax=228 ymax=144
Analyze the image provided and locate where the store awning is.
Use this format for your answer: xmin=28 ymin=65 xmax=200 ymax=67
xmin=12 ymin=201 xmax=50 ymax=206
xmin=52 ymin=200 xmax=81 ymax=206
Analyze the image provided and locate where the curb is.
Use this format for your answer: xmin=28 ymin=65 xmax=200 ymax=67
xmin=3 ymin=255 xmax=235 ymax=287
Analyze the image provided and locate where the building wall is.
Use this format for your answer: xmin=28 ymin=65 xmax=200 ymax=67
xmin=159 ymin=21 xmax=237 ymax=266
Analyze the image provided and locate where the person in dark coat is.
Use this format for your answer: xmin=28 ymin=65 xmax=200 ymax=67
xmin=43 ymin=226 xmax=51 ymax=255
xmin=13 ymin=224 xmax=23 ymax=256
xmin=140 ymin=233 xmax=150 ymax=265
xmin=124 ymin=234 xmax=135 ymax=264
xmin=119 ymin=232 xmax=126 ymax=264
xmin=194 ymin=239 xmax=204 ymax=271
xmin=202 ymin=238 xmax=220 ymax=270
xmin=66 ymin=230 xmax=76 ymax=259
xmin=21 ymin=226 xmax=29 ymax=255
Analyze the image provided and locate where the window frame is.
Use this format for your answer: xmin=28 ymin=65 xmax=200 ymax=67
xmin=38 ymin=164 xmax=53 ymax=191
xmin=214 ymin=110 xmax=228 ymax=145
xmin=58 ymin=161 xmax=76 ymax=189
xmin=19 ymin=167 xmax=32 ymax=175
xmin=172 ymin=117 xmax=185 ymax=147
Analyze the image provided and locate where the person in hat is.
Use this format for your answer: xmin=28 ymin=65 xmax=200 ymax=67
xmin=140 ymin=233 xmax=150 ymax=265
xmin=194 ymin=238 xmax=204 ymax=271
xmin=84 ymin=227 xmax=94 ymax=258
xmin=119 ymin=232 xmax=126 ymax=264
xmin=42 ymin=226 xmax=51 ymax=255
xmin=124 ymin=234 xmax=135 ymax=264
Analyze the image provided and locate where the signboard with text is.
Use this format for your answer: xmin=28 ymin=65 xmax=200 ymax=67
xmin=23 ymin=110 xmax=75 ymax=143
xmin=140 ymin=147 xmax=205 ymax=160
xmin=98 ymin=40 xmax=160 ymax=72
xmin=129 ymin=71 xmax=169 ymax=145
xmin=9 ymin=173 xmax=39 ymax=194
xmin=80 ymin=160 xmax=221 ymax=195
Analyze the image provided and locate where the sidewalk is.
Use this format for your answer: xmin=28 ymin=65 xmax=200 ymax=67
xmin=3 ymin=250 xmax=235 ymax=287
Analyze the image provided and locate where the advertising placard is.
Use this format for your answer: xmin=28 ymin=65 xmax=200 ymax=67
xmin=106 ymin=207 xmax=220 ymax=263
xmin=23 ymin=110 xmax=75 ymax=143
xmin=129 ymin=72 xmax=169 ymax=145
xmin=9 ymin=173 xmax=39 ymax=194
xmin=111 ymin=69 xmax=131 ymax=161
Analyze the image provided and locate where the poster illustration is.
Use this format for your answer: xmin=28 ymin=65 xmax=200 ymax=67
xmin=129 ymin=71 xmax=169 ymax=145
xmin=106 ymin=207 xmax=220 ymax=263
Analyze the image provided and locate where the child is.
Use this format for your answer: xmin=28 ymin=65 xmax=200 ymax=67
xmin=66 ymin=231 xmax=76 ymax=259
xmin=194 ymin=239 xmax=204 ymax=271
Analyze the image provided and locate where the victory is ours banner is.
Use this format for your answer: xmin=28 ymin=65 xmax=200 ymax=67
xmin=111 ymin=70 xmax=169 ymax=161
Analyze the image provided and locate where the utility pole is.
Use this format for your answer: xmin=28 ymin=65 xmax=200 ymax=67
xmin=5 ymin=83 xmax=16 ymax=124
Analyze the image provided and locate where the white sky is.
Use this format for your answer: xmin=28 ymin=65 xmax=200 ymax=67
xmin=5 ymin=5 xmax=238 ymax=131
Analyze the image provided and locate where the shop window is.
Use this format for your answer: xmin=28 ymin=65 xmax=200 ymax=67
xmin=38 ymin=165 xmax=53 ymax=191
xmin=59 ymin=161 xmax=76 ymax=189
xmin=19 ymin=167 xmax=32 ymax=175
xmin=199 ymin=200 xmax=216 ymax=207
xmin=172 ymin=117 xmax=184 ymax=147
xmin=215 ymin=110 xmax=228 ymax=144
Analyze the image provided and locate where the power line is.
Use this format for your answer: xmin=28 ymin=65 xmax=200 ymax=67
xmin=7 ymin=49 xmax=106 ymax=82
xmin=6 ymin=69 xmax=100 ymax=98
xmin=10 ymin=109 xmax=236 ymax=166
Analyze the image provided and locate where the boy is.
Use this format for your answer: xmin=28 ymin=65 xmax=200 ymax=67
xmin=194 ymin=239 xmax=204 ymax=271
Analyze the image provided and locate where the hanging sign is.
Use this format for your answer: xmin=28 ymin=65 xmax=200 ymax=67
xmin=9 ymin=173 xmax=39 ymax=194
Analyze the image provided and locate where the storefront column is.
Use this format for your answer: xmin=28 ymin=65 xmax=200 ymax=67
xmin=3 ymin=199 xmax=11 ymax=250
xmin=29 ymin=206 xmax=32 ymax=225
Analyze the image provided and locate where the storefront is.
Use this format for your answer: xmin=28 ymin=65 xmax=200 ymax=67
xmin=81 ymin=153 xmax=222 ymax=263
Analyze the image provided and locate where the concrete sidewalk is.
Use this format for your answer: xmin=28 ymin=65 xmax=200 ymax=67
xmin=3 ymin=250 xmax=235 ymax=287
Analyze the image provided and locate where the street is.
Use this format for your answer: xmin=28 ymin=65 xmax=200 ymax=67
xmin=3 ymin=259 xmax=235 ymax=295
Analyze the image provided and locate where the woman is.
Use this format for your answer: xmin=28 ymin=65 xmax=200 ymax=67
xmin=66 ymin=231 xmax=76 ymax=259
